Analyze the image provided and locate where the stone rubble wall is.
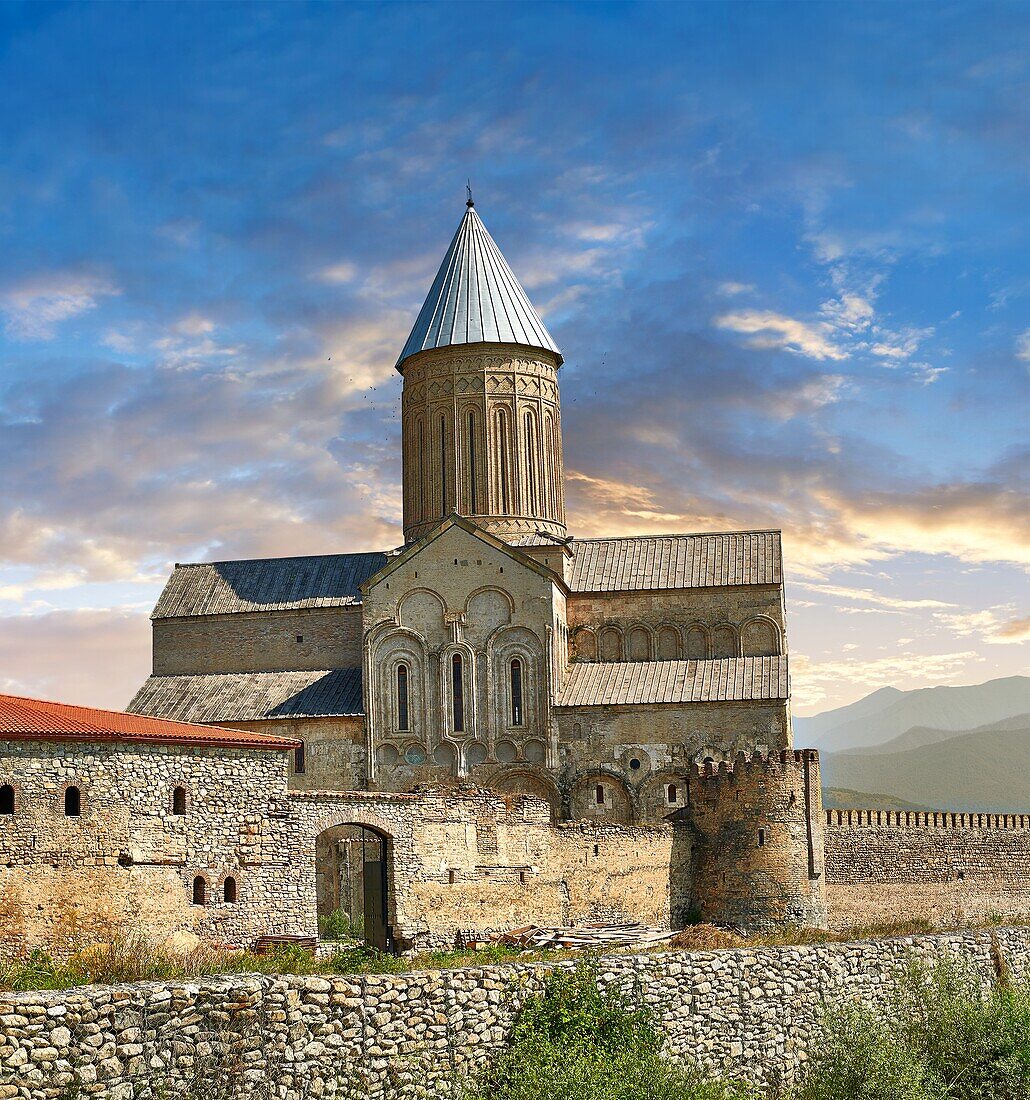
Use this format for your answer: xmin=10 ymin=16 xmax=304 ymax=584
xmin=2 ymin=926 xmax=1029 ymax=1099
xmin=824 ymin=813 xmax=1030 ymax=929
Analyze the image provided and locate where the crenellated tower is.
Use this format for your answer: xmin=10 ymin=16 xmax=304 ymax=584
xmin=685 ymin=749 xmax=827 ymax=930
xmin=397 ymin=198 xmax=567 ymax=544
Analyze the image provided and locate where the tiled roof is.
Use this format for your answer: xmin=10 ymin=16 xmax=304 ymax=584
xmin=128 ymin=669 xmax=364 ymax=723
xmin=397 ymin=202 xmax=561 ymax=369
xmin=567 ymin=531 xmax=782 ymax=592
xmin=0 ymin=693 xmax=299 ymax=750
xmin=556 ymin=657 xmax=788 ymax=707
xmin=152 ymin=552 xmax=389 ymax=619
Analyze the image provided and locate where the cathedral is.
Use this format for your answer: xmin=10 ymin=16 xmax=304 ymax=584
xmin=129 ymin=198 xmax=791 ymax=826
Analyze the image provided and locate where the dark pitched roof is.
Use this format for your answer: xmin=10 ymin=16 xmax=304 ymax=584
xmin=567 ymin=531 xmax=782 ymax=592
xmin=0 ymin=693 xmax=299 ymax=750
xmin=128 ymin=669 xmax=363 ymax=723
xmin=152 ymin=552 xmax=390 ymax=619
xmin=556 ymin=657 xmax=788 ymax=707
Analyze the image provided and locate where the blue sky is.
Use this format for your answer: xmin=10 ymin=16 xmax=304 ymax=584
xmin=0 ymin=1 xmax=1026 ymax=714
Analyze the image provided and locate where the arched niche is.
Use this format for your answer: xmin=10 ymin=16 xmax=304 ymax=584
xmin=397 ymin=589 xmax=446 ymax=640
xmin=627 ymin=626 xmax=651 ymax=661
xmin=599 ymin=626 xmax=623 ymax=662
xmin=711 ymin=624 xmax=739 ymax=659
xmin=569 ymin=772 xmax=634 ymax=825
xmin=741 ymin=617 xmax=780 ymax=657
xmin=573 ymin=628 xmax=597 ymax=661
xmin=656 ymin=625 xmax=681 ymax=660
xmin=685 ymin=625 xmax=709 ymax=659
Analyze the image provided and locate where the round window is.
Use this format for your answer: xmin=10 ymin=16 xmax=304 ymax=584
xmin=629 ymin=758 xmax=642 ymax=770
xmin=404 ymin=746 xmax=427 ymax=766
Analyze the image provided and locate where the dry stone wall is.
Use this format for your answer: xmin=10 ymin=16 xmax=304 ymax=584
xmin=825 ymin=811 xmax=1030 ymax=929
xmin=3 ymin=927 xmax=1029 ymax=1099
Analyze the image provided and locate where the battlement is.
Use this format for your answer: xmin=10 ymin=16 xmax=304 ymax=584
xmin=692 ymin=748 xmax=820 ymax=788
xmin=826 ymin=809 xmax=1030 ymax=831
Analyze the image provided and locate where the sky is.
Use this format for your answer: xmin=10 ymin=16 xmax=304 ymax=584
xmin=0 ymin=1 xmax=1027 ymax=717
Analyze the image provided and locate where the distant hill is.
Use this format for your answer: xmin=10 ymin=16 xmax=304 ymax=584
xmin=794 ymin=676 xmax=1030 ymax=754
xmin=822 ymin=787 xmax=933 ymax=812
xmin=820 ymin=718 xmax=1030 ymax=812
xmin=848 ymin=713 xmax=1030 ymax=757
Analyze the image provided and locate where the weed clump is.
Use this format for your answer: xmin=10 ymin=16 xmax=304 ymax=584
xmin=463 ymin=964 xmax=755 ymax=1100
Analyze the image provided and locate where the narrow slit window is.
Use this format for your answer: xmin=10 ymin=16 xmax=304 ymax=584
xmin=294 ymin=743 xmax=306 ymax=775
xmin=467 ymin=410 xmax=478 ymax=514
xmin=396 ymin=663 xmax=410 ymax=731
xmin=451 ymin=653 xmax=465 ymax=733
xmin=417 ymin=419 xmax=425 ymax=517
xmin=497 ymin=410 xmax=510 ymax=512
xmin=524 ymin=411 xmax=538 ymax=514
xmin=758 ymin=828 xmax=766 ymax=848
xmin=510 ymin=658 xmax=523 ymax=726
xmin=440 ymin=415 xmax=447 ymax=516
xmin=64 ymin=786 xmax=81 ymax=817
xmin=172 ymin=786 xmax=187 ymax=815
xmin=192 ymin=876 xmax=206 ymax=906
xmin=668 ymin=784 xmax=678 ymax=804
xmin=0 ymin=784 xmax=13 ymax=815
xmin=223 ymin=877 xmax=238 ymax=904
xmin=595 ymin=783 xmax=604 ymax=805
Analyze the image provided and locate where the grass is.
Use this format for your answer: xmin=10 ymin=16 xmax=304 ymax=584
xmin=1 ymin=916 xmax=1026 ymax=993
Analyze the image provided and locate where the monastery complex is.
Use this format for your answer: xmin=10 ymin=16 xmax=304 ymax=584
xmin=2 ymin=200 xmax=1029 ymax=955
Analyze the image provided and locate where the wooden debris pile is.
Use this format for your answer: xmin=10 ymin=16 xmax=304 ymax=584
xmin=495 ymin=921 xmax=678 ymax=951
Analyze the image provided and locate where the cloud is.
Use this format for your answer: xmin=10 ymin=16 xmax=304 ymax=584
xmin=820 ymin=293 xmax=875 ymax=333
xmin=1016 ymin=329 xmax=1030 ymax=363
xmin=0 ymin=608 xmax=152 ymax=709
xmin=1 ymin=272 xmax=119 ymax=340
xmin=869 ymin=325 xmax=935 ymax=361
xmin=791 ymin=649 xmax=984 ymax=711
xmin=987 ymin=615 xmax=1030 ymax=644
xmin=792 ymin=580 xmax=953 ymax=612
xmin=718 ymin=281 xmax=755 ymax=296
xmin=713 ymin=309 xmax=847 ymax=361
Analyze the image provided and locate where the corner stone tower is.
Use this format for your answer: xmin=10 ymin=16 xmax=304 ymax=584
xmin=397 ymin=198 xmax=567 ymax=544
xmin=686 ymin=750 xmax=827 ymax=930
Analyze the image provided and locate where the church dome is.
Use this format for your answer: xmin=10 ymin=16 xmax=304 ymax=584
xmin=396 ymin=199 xmax=562 ymax=371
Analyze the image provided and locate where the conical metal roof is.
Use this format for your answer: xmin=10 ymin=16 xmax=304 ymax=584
xmin=396 ymin=201 xmax=562 ymax=370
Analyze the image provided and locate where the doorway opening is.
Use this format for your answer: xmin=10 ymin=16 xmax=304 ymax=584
xmin=315 ymin=824 xmax=391 ymax=952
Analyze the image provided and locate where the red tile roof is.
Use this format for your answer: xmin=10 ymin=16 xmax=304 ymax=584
xmin=0 ymin=693 xmax=300 ymax=751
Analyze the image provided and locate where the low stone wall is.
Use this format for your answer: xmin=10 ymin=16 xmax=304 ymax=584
xmin=2 ymin=926 xmax=1029 ymax=1099
xmin=824 ymin=813 xmax=1030 ymax=929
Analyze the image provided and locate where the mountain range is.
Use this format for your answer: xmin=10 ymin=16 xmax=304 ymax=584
xmin=797 ymin=675 xmax=1030 ymax=812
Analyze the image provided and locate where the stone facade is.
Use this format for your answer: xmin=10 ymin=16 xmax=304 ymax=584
xmin=3 ymin=926 xmax=1029 ymax=1099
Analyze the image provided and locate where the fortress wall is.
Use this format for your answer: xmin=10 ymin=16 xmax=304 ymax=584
xmin=824 ymin=811 xmax=1030 ymax=929
xmin=4 ymin=926 xmax=1030 ymax=1098
xmin=152 ymin=606 xmax=363 ymax=675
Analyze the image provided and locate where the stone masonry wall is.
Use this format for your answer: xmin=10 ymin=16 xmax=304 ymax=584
xmin=824 ymin=811 xmax=1030 ymax=929
xmin=0 ymin=740 xmax=298 ymax=955
xmin=2 ymin=926 xmax=1029 ymax=1099
xmin=152 ymin=606 xmax=363 ymax=676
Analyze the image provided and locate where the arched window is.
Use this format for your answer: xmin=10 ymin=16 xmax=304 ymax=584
xmin=467 ymin=410 xmax=478 ymax=515
xmin=396 ymin=663 xmax=410 ymax=732
xmin=294 ymin=742 xmax=306 ymax=775
xmin=439 ymin=415 xmax=448 ymax=516
xmin=192 ymin=876 xmax=206 ymax=906
xmin=451 ymin=653 xmax=465 ymax=733
xmin=223 ymin=877 xmax=238 ymax=904
xmin=416 ymin=418 xmax=426 ymax=518
xmin=64 ymin=786 xmax=81 ymax=817
xmin=595 ymin=783 xmax=605 ymax=805
xmin=172 ymin=786 xmax=187 ymax=815
xmin=0 ymin=784 xmax=13 ymax=815
xmin=496 ymin=409 xmax=510 ymax=513
xmin=667 ymin=784 xmax=679 ymax=804
xmin=510 ymin=658 xmax=524 ymax=726
xmin=524 ymin=411 xmax=538 ymax=515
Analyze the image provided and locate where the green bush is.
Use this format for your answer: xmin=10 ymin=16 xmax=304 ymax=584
xmin=794 ymin=957 xmax=1030 ymax=1100
xmin=464 ymin=964 xmax=754 ymax=1100
xmin=318 ymin=908 xmax=364 ymax=941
